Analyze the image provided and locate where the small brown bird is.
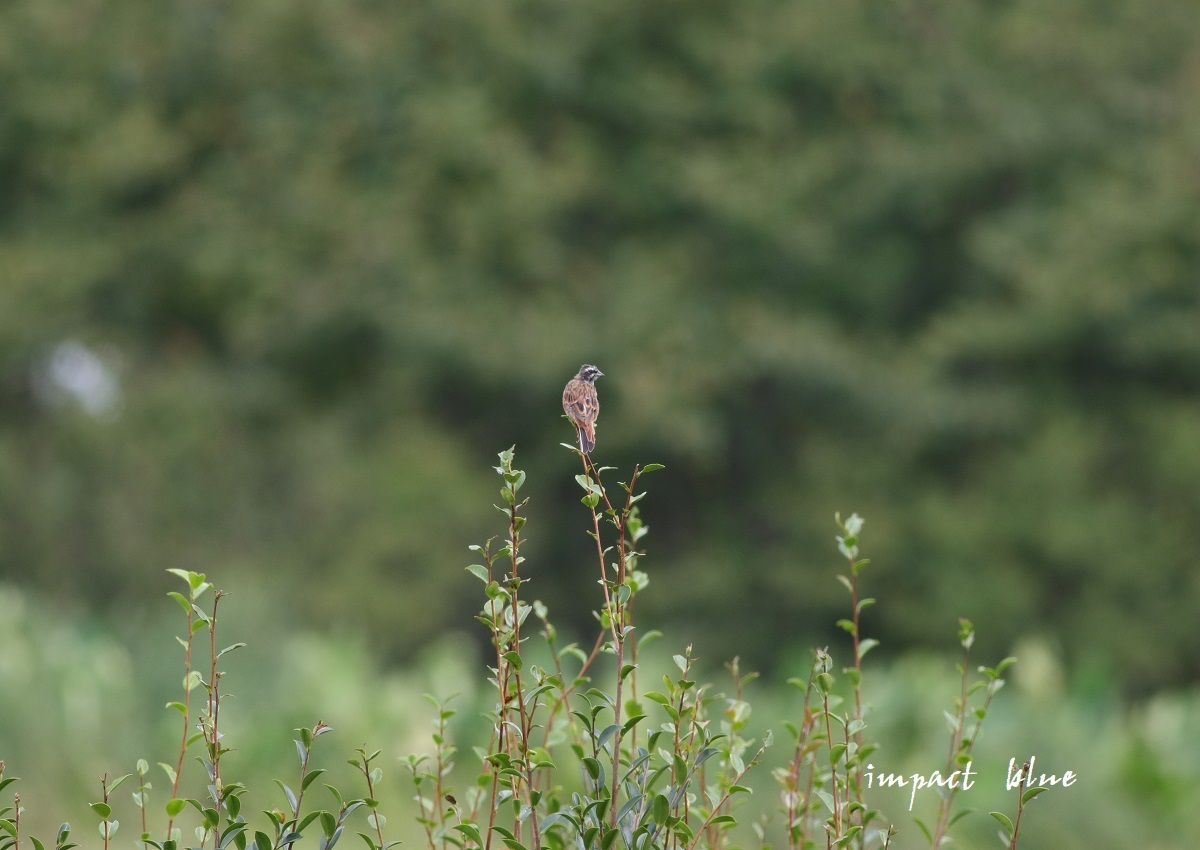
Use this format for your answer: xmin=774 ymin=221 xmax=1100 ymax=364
xmin=562 ymin=364 xmax=603 ymax=454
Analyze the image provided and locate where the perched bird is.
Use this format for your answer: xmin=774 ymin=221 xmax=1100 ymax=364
xmin=562 ymin=364 xmax=604 ymax=454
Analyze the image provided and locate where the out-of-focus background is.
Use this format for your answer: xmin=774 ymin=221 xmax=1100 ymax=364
xmin=1 ymin=1 xmax=1199 ymax=847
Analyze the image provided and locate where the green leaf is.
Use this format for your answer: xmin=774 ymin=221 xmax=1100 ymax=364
xmin=636 ymin=629 xmax=663 ymax=651
xmin=943 ymin=710 xmax=961 ymax=732
xmin=989 ymin=812 xmax=1014 ymax=835
xmin=948 ymin=807 xmax=974 ymax=827
xmin=323 ymin=826 xmax=344 ymax=850
xmin=165 ymin=799 xmax=187 ymax=818
xmin=834 ymin=825 xmax=862 ymax=846
xmin=596 ymin=724 xmax=620 ymax=750
xmin=217 ymin=643 xmax=247 ymax=659
xmin=581 ymin=757 xmax=603 ymax=783
xmin=254 ymin=832 xmax=273 ymax=850
xmin=167 ymin=568 xmax=197 ymax=589
xmin=220 ymin=824 xmax=248 ymax=850
xmin=651 ymin=794 xmax=670 ymax=824
xmin=275 ymin=780 xmax=298 ymax=813
xmin=90 ymin=803 xmax=112 ymax=819
xmin=913 ymin=817 xmax=932 ymax=843
xmin=302 ymin=769 xmax=328 ymax=792
xmin=1022 ymin=786 xmax=1049 ymax=804
xmin=451 ymin=824 xmax=482 ymax=846
xmin=995 ymin=656 xmax=1018 ymax=675
xmin=465 ymin=564 xmax=489 ymax=583
xmin=640 ymin=463 xmax=665 ymax=473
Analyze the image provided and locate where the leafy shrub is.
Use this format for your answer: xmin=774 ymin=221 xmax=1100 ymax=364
xmin=1 ymin=449 xmax=1043 ymax=850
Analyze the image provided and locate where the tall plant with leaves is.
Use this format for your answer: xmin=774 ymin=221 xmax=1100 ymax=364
xmin=453 ymin=447 xmax=775 ymax=850
xmin=917 ymin=620 xmax=1015 ymax=849
xmin=773 ymin=513 xmax=893 ymax=850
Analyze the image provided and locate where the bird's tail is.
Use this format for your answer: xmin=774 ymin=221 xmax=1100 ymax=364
xmin=578 ymin=426 xmax=595 ymax=454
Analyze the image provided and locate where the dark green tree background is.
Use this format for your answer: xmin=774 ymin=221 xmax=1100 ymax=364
xmin=1 ymin=0 xmax=1197 ymax=690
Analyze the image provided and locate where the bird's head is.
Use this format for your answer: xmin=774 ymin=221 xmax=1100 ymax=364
xmin=578 ymin=364 xmax=604 ymax=383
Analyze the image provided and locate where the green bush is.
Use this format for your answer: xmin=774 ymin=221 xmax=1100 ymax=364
xmin=2 ymin=448 xmax=1081 ymax=850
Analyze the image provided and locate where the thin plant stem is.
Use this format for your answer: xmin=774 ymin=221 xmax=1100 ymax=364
xmin=205 ymin=591 xmax=227 ymax=850
xmin=1008 ymin=762 xmax=1031 ymax=850
xmin=504 ymin=496 xmax=542 ymax=850
xmin=579 ymin=452 xmax=626 ymax=829
xmin=167 ymin=601 xmax=195 ymax=838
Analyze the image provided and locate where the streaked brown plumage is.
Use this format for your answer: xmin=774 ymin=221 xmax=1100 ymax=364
xmin=562 ymin=364 xmax=603 ymax=454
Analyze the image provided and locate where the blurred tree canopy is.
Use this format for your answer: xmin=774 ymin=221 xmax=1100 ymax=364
xmin=1 ymin=0 xmax=1197 ymax=691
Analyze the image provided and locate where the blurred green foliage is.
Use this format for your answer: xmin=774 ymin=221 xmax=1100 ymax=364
xmin=0 ymin=0 xmax=1198 ymax=689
